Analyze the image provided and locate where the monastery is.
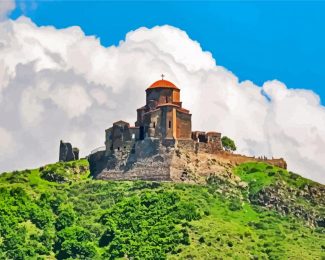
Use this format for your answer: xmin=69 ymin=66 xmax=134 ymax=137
xmin=104 ymin=77 xmax=221 ymax=154
xmin=86 ymin=77 xmax=286 ymax=181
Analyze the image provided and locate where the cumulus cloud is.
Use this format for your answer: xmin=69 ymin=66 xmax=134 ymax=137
xmin=0 ymin=15 xmax=324 ymax=183
xmin=0 ymin=127 xmax=16 ymax=158
xmin=0 ymin=0 xmax=15 ymax=21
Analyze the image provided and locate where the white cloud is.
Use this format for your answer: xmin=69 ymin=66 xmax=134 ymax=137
xmin=0 ymin=127 xmax=16 ymax=158
xmin=51 ymin=84 xmax=92 ymax=118
xmin=0 ymin=16 xmax=324 ymax=184
xmin=0 ymin=0 xmax=15 ymax=21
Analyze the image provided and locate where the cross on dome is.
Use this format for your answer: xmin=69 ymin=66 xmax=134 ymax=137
xmin=161 ymin=74 xmax=165 ymax=80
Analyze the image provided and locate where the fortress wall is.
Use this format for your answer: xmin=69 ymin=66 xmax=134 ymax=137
xmin=177 ymin=139 xmax=196 ymax=150
xmin=216 ymin=151 xmax=287 ymax=169
xmin=197 ymin=142 xmax=223 ymax=154
xmin=91 ymin=139 xmax=287 ymax=182
xmin=96 ymin=147 xmax=173 ymax=181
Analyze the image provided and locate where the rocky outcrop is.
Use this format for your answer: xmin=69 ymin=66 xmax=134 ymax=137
xmin=250 ymin=181 xmax=325 ymax=227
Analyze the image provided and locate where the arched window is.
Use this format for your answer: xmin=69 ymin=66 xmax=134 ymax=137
xmin=153 ymin=122 xmax=156 ymax=128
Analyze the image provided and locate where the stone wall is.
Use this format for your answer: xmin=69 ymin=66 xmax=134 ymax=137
xmin=177 ymin=139 xmax=223 ymax=154
xmin=59 ymin=141 xmax=78 ymax=162
xmin=218 ymin=152 xmax=287 ymax=169
xmin=93 ymin=138 xmax=174 ymax=181
xmin=90 ymin=138 xmax=287 ymax=182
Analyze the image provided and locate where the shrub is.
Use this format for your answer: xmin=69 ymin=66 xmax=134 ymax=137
xmin=57 ymin=241 xmax=97 ymax=259
xmin=30 ymin=207 xmax=54 ymax=229
xmin=198 ymin=236 xmax=205 ymax=243
xmin=55 ymin=209 xmax=76 ymax=231
xmin=228 ymin=198 xmax=242 ymax=211
xmin=54 ymin=226 xmax=93 ymax=254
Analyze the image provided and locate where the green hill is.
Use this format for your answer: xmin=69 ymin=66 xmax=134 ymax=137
xmin=0 ymin=159 xmax=324 ymax=259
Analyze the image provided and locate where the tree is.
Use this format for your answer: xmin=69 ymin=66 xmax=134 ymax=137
xmin=221 ymin=136 xmax=237 ymax=152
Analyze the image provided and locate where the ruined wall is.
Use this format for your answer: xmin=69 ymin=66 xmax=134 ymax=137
xmin=111 ymin=124 xmax=132 ymax=150
xmin=105 ymin=122 xmax=140 ymax=156
xmin=59 ymin=141 xmax=78 ymax=162
xmin=88 ymin=150 xmax=107 ymax=176
xmin=206 ymin=132 xmax=221 ymax=144
xmin=72 ymin=148 xmax=79 ymax=160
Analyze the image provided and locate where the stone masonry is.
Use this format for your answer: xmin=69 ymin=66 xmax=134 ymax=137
xmin=59 ymin=140 xmax=79 ymax=162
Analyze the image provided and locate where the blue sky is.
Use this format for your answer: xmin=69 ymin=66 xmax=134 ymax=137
xmin=11 ymin=1 xmax=325 ymax=104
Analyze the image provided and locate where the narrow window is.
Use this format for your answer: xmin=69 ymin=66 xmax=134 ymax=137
xmin=166 ymin=96 xmax=168 ymax=103
xmin=117 ymin=147 xmax=120 ymax=151
xmin=169 ymin=121 xmax=171 ymax=128
xmin=153 ymin=122 xmax=156 ymax=128
xmin=132 ymin=133 xmax=135 ymax=139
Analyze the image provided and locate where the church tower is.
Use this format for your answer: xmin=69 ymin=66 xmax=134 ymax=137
xmin=135 ymin=77 xmax=192 ymax=140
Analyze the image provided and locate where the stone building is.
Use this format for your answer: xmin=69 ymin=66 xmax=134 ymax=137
xmin=103 ymin=78 xmax=221 ymax=155
xmin=88 ymin=77 xmax=287 ymax=180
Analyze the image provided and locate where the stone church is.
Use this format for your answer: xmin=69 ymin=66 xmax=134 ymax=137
xmin=104 ymin=78 xmax=221 ymax=155
xmin=88 ymin=77 xmax=286 ymax=180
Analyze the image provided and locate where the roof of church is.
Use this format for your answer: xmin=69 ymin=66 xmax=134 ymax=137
xmin=147 ymin=79 xmax=179 ymax=90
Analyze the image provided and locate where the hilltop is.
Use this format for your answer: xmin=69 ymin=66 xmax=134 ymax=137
xmin=0 ymin=159 xmax=324 ymax=259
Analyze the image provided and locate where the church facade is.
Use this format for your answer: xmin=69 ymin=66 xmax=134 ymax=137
xmin=104 ymin=79 xmax=221 ymax=154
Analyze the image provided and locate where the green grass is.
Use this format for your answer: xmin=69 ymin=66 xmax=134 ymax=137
xmin=0 ymin=159 xmax=323 ymax=259
xmin=234 ymin=162 xmax=317 ymax=194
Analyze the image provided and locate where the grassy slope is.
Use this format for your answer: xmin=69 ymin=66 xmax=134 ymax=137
xmin=0 ymin=160 xmax=324 ymax=259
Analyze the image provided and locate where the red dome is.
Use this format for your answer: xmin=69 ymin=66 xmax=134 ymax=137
xmin=147 ymin=79 xmax=179 ymax=90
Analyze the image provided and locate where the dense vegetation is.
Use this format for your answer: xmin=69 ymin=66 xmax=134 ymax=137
xmin=0 ymin=159 xmax=324 ymax=259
